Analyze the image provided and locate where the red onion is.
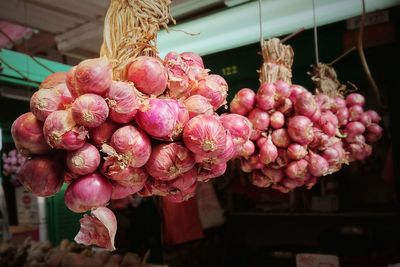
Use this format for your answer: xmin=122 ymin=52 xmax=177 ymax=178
xmin=74 ymin=206 xmax=116 ymax=251
xmin=30 ymin=89 xmax=67 ymax=121
xmin=39 ymin=72 xmax=66 ymax=89
xmin=359 ymin=112 xmax=372 ymax=127
xmin=366 ymin=123 xmax=383 ymax=143
xmin=165 ymin=99 xmax=190 ymax=140
xmin=283 ymin=178 xmax=304 ymax=190
xmin=89 ymin=120 xmax=119 ymax=148
xmin=261 ymin=167 xmax=284 ymax=184
xmin=230 ymin=88 xmax=255 ymax=115
xmin=184 ymin=95 xmax=213 ymax=119
xmin=345 ymin=134 xmax=365 ymax=144
xmin=43 ymin=110 xmax=87 ymax=150
xmin=289 ymin=84 xmax=307 ymax=103
xmin=256 ymin=83 xmax=275 ymax=111
xmin=259 ymin=136 xmax=278 ymax=164
xmin=11 ymin=112 xmax=50 ymax=156
xmin=18 ymin=157 xmax=63 ymax=197
xmin=195 ymin=131 xmax=235 ymax=164
xmin=270 ymin=111 xmax=285 ymax=129
xmin=163 ymin=182 xmax=197 ymax=203
xmin=106 ymin=81 xmax=139 ymax=123
xmin=309 ymin=127 xmax=329 ymax=149
xmin=73 ymin=58 xmax=112 ymax=97
xmin=346 ymin=93 xmax=365 ymax=107
xmin=183 ymin=114 xmax=227 ymax=157
xmin=345 ymin=121 xmax=366 ymax=137
xmin=64 ymin=172 xmax=112 ymax=213
xmin=111 ymin=183 xmax=139 ymax=199
xmin=164 ymin=52 xmax=190 ymax=98
xmin=251 ymin=170 xmax=271 ymax=188
xmin=236 ymin=140 xmax=255 ymax=158
xmin=336 ymin=107 xmax=349 ymax=126
xmin=256 ymin=136 xmax=268 ymax=148
xmin=248 ymin=108 xmax=269 ymax=131
xmin=276 ymin=98 xmax=293 ymax=116
xmin=322 ymin=123 xmax=336 ymax=137
xmin=168 ymin=168 xmax=197 ymax=193
xmin=320 ymin=111 xmax=339 ymax=127
xmin=108 ymin=125 xmax=151 ymax=168
xmin=64 ymin=171 xmax=79 ymax=184
xmin=315 ymin=93 xmax=333 ymax=111
xmin=126 ymin=56 xmax=167 ymax=96
xmin=72 ymin=94 xmax=109 ymax=128
xmin=271 ymin=128 xmax=291 ymax=148
xmin=197 ymin=162 xmax=227 ymax=182
xmin=348 ymin=105 xmax=363 ymax=121
xmin=333 ymin=97 xmax=346 ymax=110
xmin=116 ymin=167 xmax=148 ymax=188
xmin=287 ymin=115 xmax=314 ymax=145
xmin=295 ymin=91 xmax=318 ymax=117
xmin=275 ymin=148 xmax=289 ymax=168
xmin=66 ymin=143 xmax=100 ymax=175
xmin=310 ymin=108 xmax=321 ymax=123
xmin=181 ymin=52 xmax=204 ymax=68
xmin=365 ymin=110 xmax=381 ymax=123
xmin=250 ymin=129 xmax=262 ymax=140
xmin=136 ymin=98 xmax=178 ymax=140
xmin=240 ymin=158 xmax=253 ymax=173
xmin=249 ymin=154 xmax=264 ymax=169
xmin=304 ymin=176 xmax=317 ymax=189
xmin=285 ymin=159 xmax=309 ymax=180
xmin=287 ymin=143 xmax=308 ymax=160
xmin=191 ymin=74 xmax=228 ymax=110
xmin=219 ymin=113 xmax=252 ymax=145
xmin=348 ymin=143 xmax=371 ymax=161
xmin=275 ymin=80 xmax=292 ymax=99
xmin=145 ymin=143 xmax=195 ymax=181
xmin=308 ymin=150 xmax=329 ymax=177
xmin=53 ymin=83 xmax=74 ymax=105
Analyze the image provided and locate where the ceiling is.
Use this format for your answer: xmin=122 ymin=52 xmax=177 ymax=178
xmin=0 ymin=0 xmax=231 ymax=62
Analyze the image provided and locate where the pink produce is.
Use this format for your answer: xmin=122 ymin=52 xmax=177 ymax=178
xmin=11 ymin=112 xmax=50 ymax=155
xmin=287 ymin=143 xmax=308 ymax=160
xmin=295 ymin=91 xmax=318 ymax=117
xmin=285 ymin=159 xmax=310 ymax=180
xmin=18 ymin=156 xmax=63 ymax=197
xmin=30 ymin=88 xmax=70 ymax=121
xmin=259 ymin=135 xmax=278 ymax=165
xmin=256 ymin=83 xmax=275 ymax=111
xmin=66 ymin=143 xmax=100 ymax=175
xmin=345 ymin=121 xmax=366 ymax=137
xmin=307 ymin=150 xmax=329 ymax=177
xmin=336 ymin=107 xmax=349 ymax=126
xmin=346 ymin=93 xmax=365 ymax=107
xmin=197 ymin=162 xmax=227 ymax=182
xmin=261 ymin=167 xmax=284 ymax=184
xmin=195 ymin=131 xmax=235 ymax=165
xmin=230 ymin=88 xmax=255 ymax=115
xmin=39 ymin=72 xmax=66 ymax=89
xmin=275 ymin=80 xmax=292 ymax=99
xmin=251 ymin=170 xmax=271 ymax=187
xmin=163 ymin=182 xmax=197 ymax=203
xmin=72 ymin=93 xmax=109 ymax=128
xmin=366 ymin=123 xmax=383 ymax=143
xmin=236 ymin=140 xmax=255 ymax=158
xmin=271 ymin=128 xmax=291 ymax=148
xmin=191 ymin=74 xmax=228 ymax=110
xmin=348 ymin=105 xmax=363 ymax=121
xmin=270 ymin=111 xmax=285 ymax=129
xmin=89 ymin=120 xmax=119 ymax=148
xmin=219 ymin=113 xmax=252 ymax=145
xmin=247 ymin=108 xmax=269 ymax=131
xmin=365 ymin=110 xmax=381 ymax=123
xmin=183 ymin=95 xmax=213 ymax=119
xmin=126 ymin=56 xmax=167 ymax=96
xmin=276 ymin=98 xmax=293 ymax=116
xmin=64 ymin=172 xmax=112 ymax=213
xmin=43 ymin=110 xmax=87 ymax=150
xmin=106 ymin=81 xmax=139 ymax=123
xmin=287 ymin=115 xmax=314 ymax=145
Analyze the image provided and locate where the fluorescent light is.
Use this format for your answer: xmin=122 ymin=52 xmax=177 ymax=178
xmin=158 ymin=0 xmax=399 ymax=57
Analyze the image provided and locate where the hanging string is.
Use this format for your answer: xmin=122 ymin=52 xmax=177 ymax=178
xmin=312 ymin=0 xmax=319 ymax=64
xmin=258 ymin=0 xmax=263 ymax=45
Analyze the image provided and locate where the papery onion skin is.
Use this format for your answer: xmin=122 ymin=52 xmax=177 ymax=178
xmin=66 ymin=143 xmax=100 ymax=175
xmin=295 ymin=91 xmax=318 ymax=118
xmin=365 ymin=110 xmax=381 ymax=123
xmin=287 ymin=143 xmax=308 ymax=160
xmin=308 ymin=150 xmax=330 ymax=177
xmin=183 ymin=114 xmax=227 ymax=157
xmin=145 ymin=143 xmax=195 ymax=181
xmin=230 ymin=88 xmax=255 ymax=115
xmin=275 ymin=80 xmax=292 ymax=99
xmin=181 ymin=52 xmax=204 ymax=68
xmin=64 ymin=172 xmax=112 ymax=213
xmin=195 ymin=131 xmax=235 ymax=165
xmin=197 ymin=162 xmax=227 ymax=182
xmin=345 ymin=121 xmax=366 ymax=137
xmin=18 ymin=156 xmax=63 ymax=197
xmin=261 ymin=167 xmax=284 ymax=184
xmin=336 ymin=107 xmax=349 ymax=126
xmin=11 ymin=112 xmax=50 ymax=156
xmin=184 ymin=95 xmax=214 ymax=119
xmin=106 ymin=81 xmax=139 ymax=123
xmin=366 ymin=123 xmax=383 ymax=143
xmin=236 ymin=140 xmax=255 ymax=158
xmin=287 ymin=116 xmax=314 ymax=145
xmin=348 ymin=105 xmax=364 ymax=122
xmin=74 ymin=57 xmax=112 ymax=97
xmin=219 ymin=113 xmax=252 ymax=145
xmin=135 ymin=98 xmax=178 ymax=140
xmin=39 ymin=72 xmax=66 ymax=89
xmin=248 ymin=108 xmax=270 ymax=131
xmin=256 ymin=83 xmax=275 ymax=111
xmin=271 ymin=128 xmax=291 ymax=148
xmin=346 ymin=93 xmax=365 ymax=107
xmin=126 ymin=56 xmax=168 ymax=96
xmin=89 ymin=120 xmax=119 ymax=148
xmin=163 ymin=182 xmax=197 ymax=203
xmin=259 ymin=137 xmax=278 ymax=165
xmin=43 ymin=110 xmax=87 ymax=150
xmin=72 ymin=93 xmax=109 ymax=128
xmin=110 ymin=125 xmax=151 ymax=168
xmin=30 ymin=89 xmax=66 ymax=121
xmin=270 ymin=111 xmax=285 ymax=129
xmin=191 ymin=74 xmax=228 ymax=110
xmin=285 ymin=159 xmax=310 ymax=180
xmin=251 ymin=170 xmax=271 ymax=188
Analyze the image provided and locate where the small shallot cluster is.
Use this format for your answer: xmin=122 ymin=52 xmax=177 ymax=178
xmin=2 ymin=149 xmax=27 ymax=177
xmin=230 ymin=82 xmax=383 ymax=193
xmin=12 ymin=52 xmax=244 ymax=251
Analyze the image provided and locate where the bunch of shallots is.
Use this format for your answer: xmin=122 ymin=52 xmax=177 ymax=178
xmin=230 ymin=84 xmax=383 ymax=193
xmin=12 ymin=52 xmax=251 ymax=250
xmin=2 ymin=149 xmax=27 ymax=177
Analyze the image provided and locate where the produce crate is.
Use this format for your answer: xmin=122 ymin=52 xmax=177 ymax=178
xmin=47 ymin=183 xmax=81 ymax=246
